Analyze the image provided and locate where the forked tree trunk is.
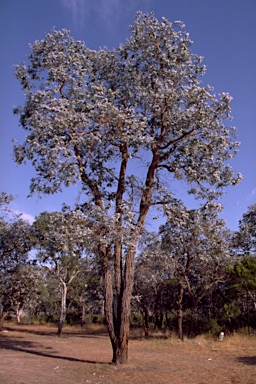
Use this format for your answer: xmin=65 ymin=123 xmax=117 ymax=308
xmin=100 ymin=146 xmax=157 ymax=364
xmin=103 ymin=248 xmax=135 ymax=364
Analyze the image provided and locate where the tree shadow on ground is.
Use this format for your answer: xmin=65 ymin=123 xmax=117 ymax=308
xmin=4 ymin=324 xmax=156 ymax=340
xmin=236 ymin=356 xmax=256 ymax=365
xmin=0 ymin=336 xmax=110 ymax=365
xmin=4 ymin=325 xmax=108 ymax=338
xmin=4 ymin=326 xmax=57 ymax=336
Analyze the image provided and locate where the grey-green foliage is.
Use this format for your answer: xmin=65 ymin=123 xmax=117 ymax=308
xmin=14 ymin=12 xmax=241 ymax=212
xmin=0 ymin=192 xmax=36 ymax=319
xmin=135 ymin=202 xmax=233 ymax=308
xmin=0 ymin=192 xmax=32 ymax=272
xmin=32 ymin=209 xmax=92 ymax=334
xmin=32 ymin=209 xmax=90 ymax=266
xmin=236 ymin=204 xmax=256 ymax=255
xmin=160 ymin=202 xmax=233 ymax=300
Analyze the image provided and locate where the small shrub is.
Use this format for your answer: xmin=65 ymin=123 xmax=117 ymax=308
xmin=82 ymin=313 xmax=105 ymax=324
xmin=130 ymin=312 xmax=143 ymax=327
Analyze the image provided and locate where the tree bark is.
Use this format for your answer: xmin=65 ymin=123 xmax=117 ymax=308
xmin=80 ymin=298 xmax=86 ymax=326
xmin=16 ymin=306 xmax=23 ymax=324
xmin=246 ymin=289 xmax=251 ymax=336
xmin=139 ymin=304 xmax=150 ymax=337
xmin=103 ymin=245 xmax=135 ymax=364
xmin=177 ymin=282 xmax=184 ymax=340
xmin=0 ymin=311 xmax=7 ymax=331
xmin=109 ymin=153 xmax=157 ymax=363
xmin=189 ymin=304 xmax=198 ymax=338
xmin=57 ymin=282 xmax=67 ymax=336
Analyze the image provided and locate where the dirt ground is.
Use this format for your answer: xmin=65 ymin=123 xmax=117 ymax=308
xmin=0 ymin=324 xmax=256 ymax=384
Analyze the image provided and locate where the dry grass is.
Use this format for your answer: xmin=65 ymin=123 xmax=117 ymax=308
xmin=0 ymin=324 xmax=256 ymax=384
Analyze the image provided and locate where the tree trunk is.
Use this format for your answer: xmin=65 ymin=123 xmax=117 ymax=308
xmin=80 ymin=299 xmax=86 ymax=326
xmin=0 ymin=311 xmax=7 ymax=331
xmin=189 ymin=304 xmax=198 ymax=338
xmin=57 ymin=282 xmax=67 ymax=336
xmin=246 ymin=289 xmax=251 ymax=336
xmin=100 ymin=145 xmax=157 ymax=364
xmin=103 ymin=247 xmax=135 ymax=364
xmin=177 ymin=282 xmax=184 ymax=340
xmin=139 ymin=305 xmax=150 ymax=337
xmin=16 ymin=306 xmax=22 ymax=324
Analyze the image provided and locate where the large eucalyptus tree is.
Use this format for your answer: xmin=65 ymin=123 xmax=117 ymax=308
xmin=14 ymin=12 xmax=240 ymax=363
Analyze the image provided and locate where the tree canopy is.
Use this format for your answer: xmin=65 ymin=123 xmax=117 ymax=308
xmin=236 ymin=204 xmax=256 ymax=255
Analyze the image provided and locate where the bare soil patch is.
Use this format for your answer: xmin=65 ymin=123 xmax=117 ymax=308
xmin=0 ymin=324 xmax=256 ymax=384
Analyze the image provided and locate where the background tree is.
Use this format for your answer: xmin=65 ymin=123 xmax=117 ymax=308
xmin=134 ymin=234 xmax=164 ymax=336
xmin=36 ymin=269 xmax=61 ymax=322
xmin=227 ymin=256 xmax=256 ymax=335
xmin=235 ymin=204 xmax=256 ymax=255
xmin=134 ymin=231 xmax=178 ymax=336
xmin=230 ymin=204 xmax=256 ymax=333
xmin=14 ymin=12 xmax=240 ymax=363
xmin=0 ymin=192 xmax=35 ymax=330
xmin=66 ymin=258 xmax=104 ymax=325
xmin=32 ymin=209 xmax=90 ymax=335
xmin=160 ymin=202 xmax=233 ymax=338
xmin=7 ymin=264 xmax=42 ymax=324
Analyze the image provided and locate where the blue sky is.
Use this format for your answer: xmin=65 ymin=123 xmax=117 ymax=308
xmin=1 ymin=0 xmax=255 ymax=230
